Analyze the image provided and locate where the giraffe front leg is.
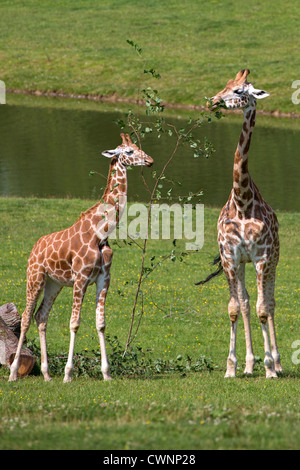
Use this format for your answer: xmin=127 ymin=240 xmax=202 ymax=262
xmin=64 ymin=278 xmax=87 ymax=383
xmin=268 ymin=314 xmax=283 ymax=374
xmin=96 ymin=243 xmax=113 ymax=381
xmin=96 ymin=273 xmax=111 ymax=381
xmin=237 ymin=264 xmax=255 ymax=376
xmin=260 ymin=321 xmax=277 ymax=379
xmin=64 ymin=329 xmax=77 ymax=383
xmin=225 ymin=319 xmax=239 ymax=378
xmin=265 ymin=267 xmax=283 ymax=374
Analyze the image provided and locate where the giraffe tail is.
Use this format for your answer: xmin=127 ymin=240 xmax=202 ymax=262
xmin=195 ymin=254 xmax=223 ymax=286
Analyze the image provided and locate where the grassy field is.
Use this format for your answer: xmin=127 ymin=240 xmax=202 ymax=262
xmin=0 ymin=0 xmax=300 ymax=114
xmin=0 ymin=198 xmax=299 ymax=450
xmin=0 ymin=0 xmax=299 ymax=453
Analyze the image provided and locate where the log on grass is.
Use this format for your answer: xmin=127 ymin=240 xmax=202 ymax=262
xmin=0 ymin=302 xmax=21 ymax=337
xmin=0 ymin=306 xmax=36 ymax=378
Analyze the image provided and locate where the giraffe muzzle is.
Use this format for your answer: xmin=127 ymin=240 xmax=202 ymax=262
xmin=207 ymin=97 xmax=223 ymax=111
xmin=144 ymin=156 xmax=154 ymax=167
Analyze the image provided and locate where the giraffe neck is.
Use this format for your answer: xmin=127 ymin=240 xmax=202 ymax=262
xmin=103 ymin=156 xmax=127 ymax=206
xmin=81 ymin=156 xmax=128 ymax=241
xmin=232 ymin=99 xmax=257 ymax=212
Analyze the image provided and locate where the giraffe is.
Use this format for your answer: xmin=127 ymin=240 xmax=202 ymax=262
xmin=9 ymin=133 xmax=153 ymax=382
xmin=205 ymin=69 xmax=282 ymax=378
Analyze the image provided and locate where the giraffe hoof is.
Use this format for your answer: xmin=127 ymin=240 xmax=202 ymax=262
xmin=243 ymin=370 xmax=253 ymax=377
xmin=224 ymin=371 xmax=236 ymax=378
xmin=103 ymin=374 xmax=112 ymax=381
xmin=63 ymin=377 xmax=73 ymax=383
xmin=225 ymin=358 xmax=237 ymax=378
xmin=266 ymin=370 xmax=278 ymax=379
xmin=44 ymin=375 xmax=52 ymax=382
xmin=8 ymin=375 xmax=17 ymax=382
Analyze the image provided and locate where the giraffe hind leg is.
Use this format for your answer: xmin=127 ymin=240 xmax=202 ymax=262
xmin=9 ymin=275 xmax=45 ymax=381
xmin=256 ymin=262 xmax=280 ymax=378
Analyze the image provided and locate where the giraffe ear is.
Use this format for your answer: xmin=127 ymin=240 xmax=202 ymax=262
xmin=102 ymin=148 xmax=122 ymax=158
xmin=248 ymin=84 xmax=270 ymax=99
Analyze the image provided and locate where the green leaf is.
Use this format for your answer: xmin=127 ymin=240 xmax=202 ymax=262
xmin=144 ymin=68 xmax=161 ymax=79
xmin=126 ymin=39 xmax=142 ymax=55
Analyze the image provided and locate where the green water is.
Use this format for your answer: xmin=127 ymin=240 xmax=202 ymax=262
xmin=0 ymin=98 xmax=299 ymax=211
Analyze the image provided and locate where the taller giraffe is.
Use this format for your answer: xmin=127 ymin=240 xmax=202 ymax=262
xmin=203 ymin=69 xmax=282 ymax=378
xmin=9 ymin=133 xmax=153 ymax=382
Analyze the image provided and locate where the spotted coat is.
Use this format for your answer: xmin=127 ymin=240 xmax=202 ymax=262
xmin=210 ymin=70 xmax=282 ymax=379
xmin=9 ymin=133 xmax=153 ymax=382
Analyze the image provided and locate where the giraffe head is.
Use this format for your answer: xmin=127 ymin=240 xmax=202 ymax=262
xmin=209 ymin=69 xmax=269 ymax=110
xmin=102 ymin=133 xmax=154 ymax=167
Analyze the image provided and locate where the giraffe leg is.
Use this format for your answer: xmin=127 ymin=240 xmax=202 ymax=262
xmin=9 ymin=276 xmax=45 ymax=381
xmin=268 ymin=314 xmax=283 ymax=374
xmin=255 ymin=261 xmax=278 ymax=379
xmin=237 ymin=264 xmax=255 ymax=375
xmin=265 ymin=269 xmax=283 ymax=374
xmin=224 ymin=268 xmax=240 ymax=378
xmin=64 ymin=277 xmax=87 ymax=383
xmin=96 ymin=244 xmax=113 ymax=381
xmin=35 ymin=277 xmax=63 ymax=382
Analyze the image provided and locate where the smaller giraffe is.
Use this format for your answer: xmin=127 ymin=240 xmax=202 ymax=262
xmin=200 ymin=69 xmax=282 ymax=379
xmin=9 ymin=133 xmax=153 ymax=382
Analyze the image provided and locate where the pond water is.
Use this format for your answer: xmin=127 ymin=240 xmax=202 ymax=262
xmin=0 ymin=98 xmax=299 ymax=211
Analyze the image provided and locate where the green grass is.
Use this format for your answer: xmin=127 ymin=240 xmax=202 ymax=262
xmin=0 ymin=198 xmax=299 ymax=450
xmin=1 ymin=0 xmax=300 ymax=113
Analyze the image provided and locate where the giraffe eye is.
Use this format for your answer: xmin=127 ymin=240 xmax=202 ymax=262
xmin=126 ymin=150 xmax=134 ymax=155
xmin=235 ymin=89 xmax=243 ymax=95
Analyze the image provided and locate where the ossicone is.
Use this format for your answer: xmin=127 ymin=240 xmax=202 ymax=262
xmin=120 ymin=133 xmax=133 ymax=146
xmin=235 ymin=69 xmax=250 ymax=84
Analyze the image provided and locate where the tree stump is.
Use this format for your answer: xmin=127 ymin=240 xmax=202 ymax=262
xmin=0 ymin=303 xmax=36 ymax=378
xmin=0 ymin=303 xmax=21 ymax=337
